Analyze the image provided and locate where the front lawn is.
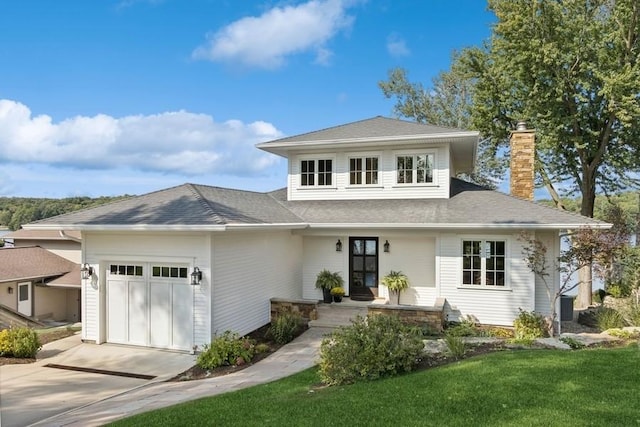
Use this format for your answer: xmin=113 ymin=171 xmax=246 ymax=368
xmin=112 ymin=345 xmax=640 ymax=426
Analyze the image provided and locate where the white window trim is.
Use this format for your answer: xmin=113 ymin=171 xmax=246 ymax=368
xmin=298 ymin=155 xmax=337 ymax=189
xmin=347 ymin=154 xmax=381 ymax=187
xmin=457 ymin=237 xmax=510 ymax=290
xmin=393 ymin=150 xmax=437 ymax=186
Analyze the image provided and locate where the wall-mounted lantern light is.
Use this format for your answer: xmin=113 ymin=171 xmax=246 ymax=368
xmin=80 ymin=264 xmax=94 ymax=280
xmin=335 ymin=239 xmax=342 ymax=252
xmin=191 ymin=267 xmax=203 ymax=285
xmin=7 ymin=286 xmax=13 ymax=294
xmin=384 ymin=240 xmax=390 ymax=253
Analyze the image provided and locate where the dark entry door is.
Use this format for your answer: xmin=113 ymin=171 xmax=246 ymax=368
xmin=349 ymin=237 xmax=378 ymax=301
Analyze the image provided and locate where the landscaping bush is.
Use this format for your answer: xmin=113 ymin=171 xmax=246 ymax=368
xmin=318 ymin=314 xmax=424 ymax=386
xmin=197 ymin=331 xmax=255 ymax=370
xmin=596 ymin=307 xmax=626 ymax=331
xmin=444 ymin=333 xmax=466 ymax=359
xmin=513 ymin=310 xmax=547 ymax=340
xmin=267 ymin=312 xmax=302 ymax=345
xmin=0 ymin=326 xmax=41 ymax=358
xmin=445 ymin=316 xmax=480 ymax=337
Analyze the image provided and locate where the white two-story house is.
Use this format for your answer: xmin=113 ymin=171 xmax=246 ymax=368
xmin=25 ymin=117 xmax=606 ymax=351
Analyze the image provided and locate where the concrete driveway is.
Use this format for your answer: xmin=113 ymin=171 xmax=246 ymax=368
xmin=0 ymin=334 xmax=196 ymax=427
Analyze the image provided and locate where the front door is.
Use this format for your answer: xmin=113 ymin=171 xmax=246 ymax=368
xmin=349 ymin=237 xmax=378 ymax=301
xmin=17 ymin=282 xmax=32 ymax=317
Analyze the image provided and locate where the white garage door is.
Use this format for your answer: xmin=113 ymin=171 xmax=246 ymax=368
xmin=107 ymin=263 xmax=193 ymax=350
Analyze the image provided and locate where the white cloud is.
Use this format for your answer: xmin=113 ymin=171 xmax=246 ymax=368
xmin=192 ymin=0 xmax=356 ymax=69
xmin=386 ymin=33 xmax=410 ymax=57
xmin=0 ymin=99 xmax=283 ymax=177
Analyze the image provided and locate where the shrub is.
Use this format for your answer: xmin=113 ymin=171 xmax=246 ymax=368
xmin=607 ymin=284 xmax=629 ymax=298
xmin=606 ymin=329 xmax=640 ymax=339
xmin=197 ymin=331 xmax=255 ymax=370
xmin=0 ymin=326 xmax=41 ymax=358
xmin=318 ymin=315 xmax=424 ymax=386
xmin=625 ymin=304 xmax=640 ymax=327
xmin=486 ymin=327 xmax=514 ymax=338
xmin=559 ymin=336 xmax=585 ymax=349
xmin=444 ymin=333 xmax=466 ymax=359
xmin=268 ymin=312 xmax=302 ymax=345
xmin=596 ymin=307 xmax=626 ymax=331
xmin=513 ymin=309 xmax=547 ymax=340
xmin=445 ymin=317 xmax=480 ymax=337
xmin=254 ymin=343 xmax=270 ymax=354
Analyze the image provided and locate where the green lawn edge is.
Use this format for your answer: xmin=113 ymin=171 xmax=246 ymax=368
xmin=111 ymin=345 xmax=640 ymax=426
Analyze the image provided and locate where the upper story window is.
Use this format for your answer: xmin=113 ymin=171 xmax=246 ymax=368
xmin=301 ymin=159 xmax=333 ymax=187
xmin=396 ymin=153 xmax=434 ymax=184
xmin=349 ymin=156 xmax=379 ymax=185
xmin=462 ymin=240 xmax=506 ymax=287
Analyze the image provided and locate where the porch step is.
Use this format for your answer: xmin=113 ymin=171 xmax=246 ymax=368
xmin=308 ymin=303 xmax=369 ymax=329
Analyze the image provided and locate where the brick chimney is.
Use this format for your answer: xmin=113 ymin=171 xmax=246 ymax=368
xmin=510 ymin=121 xmax=535 ymax=201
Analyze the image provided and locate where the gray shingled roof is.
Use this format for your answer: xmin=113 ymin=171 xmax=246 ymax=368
xmin=260 ymin=116 xmax=471 ymax=144
xmin=27 ymin=179 xmax=605 ymax=230
xmin=28 ymin=183 xmax=303 ymax=228
xmin=270 ymin=179 xmax=605 ymax=228
xmin=0 ymin=246 xmax=77 ymax=283
xmin=256 ymin=116 xmax=479 ymax=174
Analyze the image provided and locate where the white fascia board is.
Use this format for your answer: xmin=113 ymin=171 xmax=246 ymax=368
xmin=257 ymin=132 xmax=479 ymax=154
xmin=306 ymin=223 xmax=611 ymax=230
xmin=224 ymin=223 xmax=308 ymax=231
xmin=24 ymin=223 xmax=309 ymax=232
xmin=23 ymin=224 xmax=228 ymax=231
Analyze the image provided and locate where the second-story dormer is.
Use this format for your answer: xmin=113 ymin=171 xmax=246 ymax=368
xmin=256 ymin=116 xmax=479 ymax=201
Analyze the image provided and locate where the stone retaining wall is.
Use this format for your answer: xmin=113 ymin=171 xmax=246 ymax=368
xmin=270 ymin=298 xmax=318 ymax=326
xmin=368 ymin=298 xmax=445 ymax=332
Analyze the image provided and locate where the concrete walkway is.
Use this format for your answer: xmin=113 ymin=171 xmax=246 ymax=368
xmin=31 ymin=327 xmax=331 ymax=427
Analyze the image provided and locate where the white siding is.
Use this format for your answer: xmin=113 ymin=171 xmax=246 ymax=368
xmin=379 ymin=236 xmax=437 ymax=304
xmin=301 ymin=232 xmax=437 ymax=304
xmin=534 ymin=231 xmax=561 ymax=318
xmin=439 ymin=232 xmax=535 ymax=326
xmin=211 ymin=231 xmax=302 ymax=338
xmin=288 ymin=143 xmax=450 ymax=201
xmin=302 ymin=236 xmax=348 ymax=299
xmin=82 ymin=232 xmax=210 ymax=347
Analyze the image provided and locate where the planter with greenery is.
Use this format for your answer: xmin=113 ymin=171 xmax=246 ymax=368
xmin=381 ymin=270 xmax=409 ymax=305
xmin=316 ymin=269 xmax=344 ymax=303
xmin=330 ymin=287 xmax=345 ymax=303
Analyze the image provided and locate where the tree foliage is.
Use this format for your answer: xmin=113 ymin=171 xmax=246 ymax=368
xmin=461 ymin=0 xmax=640 ymax=217
xmin=0 ymin=196 xmax=129 ymax=230
xmin=379 ymin=66 xmax=506 ymax=188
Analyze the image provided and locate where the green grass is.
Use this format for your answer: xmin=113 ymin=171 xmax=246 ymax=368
xmin=112 ymin=345 xmax=640 ymax=427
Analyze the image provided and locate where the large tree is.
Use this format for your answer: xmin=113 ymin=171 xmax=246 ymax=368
xmin=381 ymin=0 xmax=640 ymax=307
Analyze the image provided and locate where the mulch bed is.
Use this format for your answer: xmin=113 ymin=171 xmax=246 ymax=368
xmin=169 ymin=324 xmax=293 ymax=381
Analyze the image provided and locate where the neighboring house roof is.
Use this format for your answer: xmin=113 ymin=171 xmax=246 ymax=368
xmin=0 ymin=246 xmax=78 ymax=283
xmin=256 ymin=116 xmax=479 ymax=173
xmin=24 ymin=179 xmax=607 ymax=231
xmin=4 ymin=229 xmax=81 ymax=241
xmin=47 ymin=264 xmax=81 ymax=288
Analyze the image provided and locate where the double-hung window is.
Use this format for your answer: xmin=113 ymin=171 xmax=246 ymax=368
xmin=300 ymin=159 xmax=333 ymax=187
xmin=462 ymin=240 xmax=506 ymax=287
xmin=349 ymin=156 xmax=379 ymax=185
xmin=396 ymin=153 xmax=434 ymax=184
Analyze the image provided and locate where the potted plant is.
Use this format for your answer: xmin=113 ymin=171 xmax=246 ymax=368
xmin=315 ymin=269 xmax=344 ymax=303
xmin=381 ymin=270 xmax=409 ymax=305
xmin=330 ymin=286 xmax=345 ymax=303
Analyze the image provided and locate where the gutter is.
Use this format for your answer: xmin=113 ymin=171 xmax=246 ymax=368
xmin=59 ymin=230 xmax=82 ymax=243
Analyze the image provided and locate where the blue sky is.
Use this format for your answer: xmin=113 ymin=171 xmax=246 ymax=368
xmin=0 ymin=0 xmax=495 ymax=198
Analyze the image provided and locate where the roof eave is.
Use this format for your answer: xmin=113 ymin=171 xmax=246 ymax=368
xmin=256 ymin=132 xmax=479 ymax=156
xmin=305 ymin=222 xmax=611 ymax=230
